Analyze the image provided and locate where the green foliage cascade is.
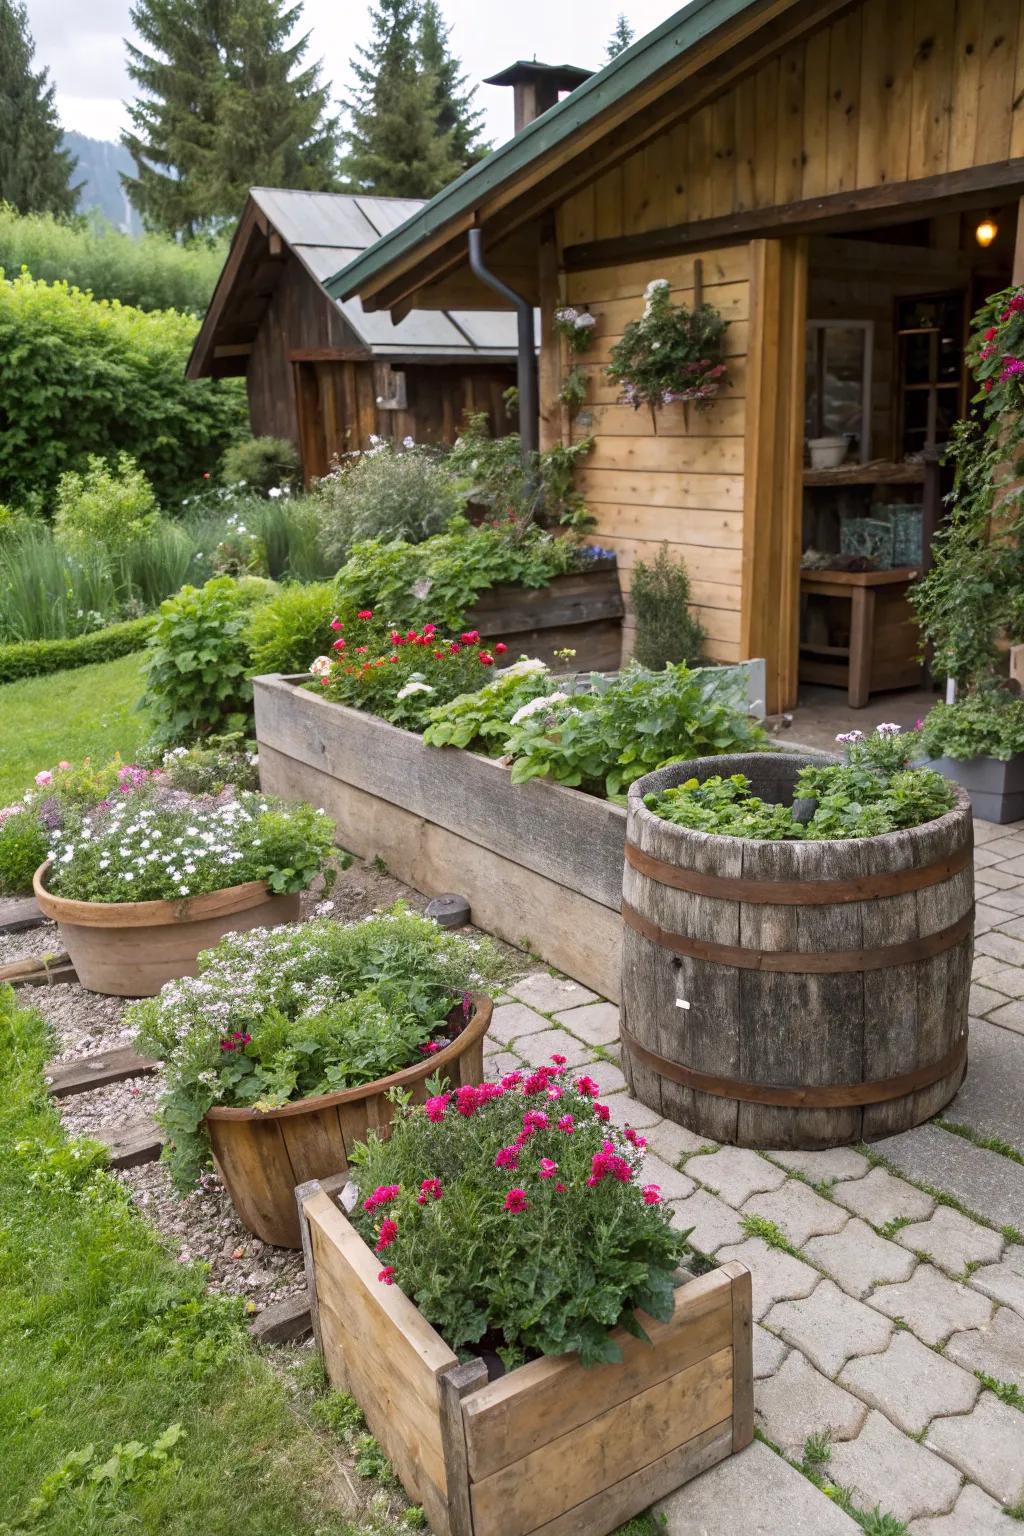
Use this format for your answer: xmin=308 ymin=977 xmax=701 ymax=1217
xmin=0 ymin=2 xmax=78 ymax=217
xmin=0 ymin=272 xmax=246 ymax=509
xmin=630 ymin=544 xmax=706 ymax=669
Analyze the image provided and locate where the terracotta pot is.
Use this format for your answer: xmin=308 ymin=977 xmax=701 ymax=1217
xmin=205 ymin=995 xmax=493 ymax=1247
xmin=32 ymin=862 xmax=302 ymax=997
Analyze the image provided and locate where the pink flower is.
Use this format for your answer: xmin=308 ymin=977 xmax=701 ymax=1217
xmin=574 ymin=1076 xmax=600 ymax=1098
xmin=479 ymin=653 xmax=494 ymax=666
xmin=555 ymin=1182 xmax=567 ymax=1193
xmin=219 ymin=1038 xmax=236 ymax=1052
xmin=417 ymin=1178 xmax=442 ymax=1204
xmin=494 ymin=642 xmax=508 ymax=654
xmin=425 ymin=1093 xmax=450 ymax=1123
xmin=593 ymin=1102 xmax=611 ymax=1122
xmin=504 ymin=1188 xmax=529 ymax=1213
xmin=460 ymin=630 xmax=480 ymax=644
xmin=522 ymin=1109 xmax=549 ymax=1132
xmin=34 ymin=770 xmax=52 ymax=786
xmin=624 ymin=1128 xmax=647 ymax=1150
xmin=57 ymin=760 xmax=71 ymax=770
xmin=557 ymin=1114 xmax=575 ymax=1133
xmin=363 ymin=1184 xmax=400 ymax=1212
xmin=357 ymin=609 xmax=373 ymax=620
xmin=550 ymin=1053 xmax=567 ymax=1067
xmin=641 ymin=1184 xmax=663 ymax=1205
xmin=330 ymin=618 xmax=343 ymax=631
xmin=538 ymin=1158 xmax=558 ymax=1180
xmin=500 ymin=1071 xmax=523 ymax=1090
xmin=495 ymin=1146 xmax=519 ymax=1171
xmin=546 ymin=1085 xmax=563 ymax=1100
xmin=332 ymin=638 xmax=346 ymax=651
xmin=378 ymin=1266 xmax=395 ymax=1284
xmin=375 ymin=1217 xmax=398 ymax=1252
xmin=455 ymin=1084 xmax=484 ymax=1117
xmin=587 ymin=1150 xmax=632 ymax=1186
xmin=419 ymin=1040 xmax=443 ymax=1054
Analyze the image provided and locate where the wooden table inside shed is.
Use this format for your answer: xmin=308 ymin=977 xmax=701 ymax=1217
xmin=799 ymin=567 xmax=922 ymax=708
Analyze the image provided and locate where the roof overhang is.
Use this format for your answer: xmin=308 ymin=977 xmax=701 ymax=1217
xmin=187 ymin=197 xmax=287 ymax=379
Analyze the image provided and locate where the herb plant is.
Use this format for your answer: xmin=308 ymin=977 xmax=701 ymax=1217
xmin=631 ymin=544 xmax=706 ymax=668
xmin=607 ymin=279 xmax=729 ymax=422
xmin=0 ymin=802 xmax=49 ymax=894
xmin=314 ymin=439 xmax=462 ymax=565
xmin=129 ymin=906 xmax=496 ymax=1189
xmin=349 ymin=1059 xmax=686 ymax=1367
xmin=920 ymin=690 xmax=1024 ymax=762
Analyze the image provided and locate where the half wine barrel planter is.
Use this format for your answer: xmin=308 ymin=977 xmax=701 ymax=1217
xmin=621 ymin=755 xmax=974 ymax=1148
xmin=32 ymin=863 xmax=301 ymax=998
xmin=206 ymin=996 xmax=492 ymax=1248
xmin=298 ymin=1179 xmax=753 ymax=1536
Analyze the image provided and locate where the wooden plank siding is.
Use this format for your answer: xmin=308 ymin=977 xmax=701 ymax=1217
xmin=558 ymin=247 xmax=752 ymax=665
xmin=556 ymin=0 xmax=1024 ymax=250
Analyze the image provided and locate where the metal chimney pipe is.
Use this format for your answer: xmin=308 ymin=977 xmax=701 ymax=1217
xmin=467 ymin=227 xmax=537 ymax=468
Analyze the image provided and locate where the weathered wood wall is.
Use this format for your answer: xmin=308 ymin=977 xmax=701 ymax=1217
xmin=247 ymin=257 xmax=357 ymax=445
xmin=558 ymin=245 xmax=751 ymax=664
xmin=558 ymin=0 xmax=1024 ymax=249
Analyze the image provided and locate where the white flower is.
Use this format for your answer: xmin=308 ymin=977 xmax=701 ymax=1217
xmin=875 ymin=723 xmax=902 ymax=738
xmin=268 ymin=486 xmax=283 ymax=499
xmin=309 ymin=655 xmax=332 ymax=678
xmin=501 ymin=657 xmax=548 ymax=678
xmin=396 ymin=680 xmax=435 ymax=700
xmin=510 ymin=691 xmax=568 ymax=726
xmin=643 ymin=278 xmax=670 ymax=297
xmin=402 ymin=435 xmax=415 ymax=449
xmin=574 ymin=312 xmax=596 ymax=330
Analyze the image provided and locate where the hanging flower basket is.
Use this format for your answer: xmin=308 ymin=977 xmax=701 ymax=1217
xmin=607 ymin=279 xmax=729 ymax=429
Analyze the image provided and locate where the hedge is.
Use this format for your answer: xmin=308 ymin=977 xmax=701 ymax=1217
xmin=0 ymin=615 xmax=156 ymax=684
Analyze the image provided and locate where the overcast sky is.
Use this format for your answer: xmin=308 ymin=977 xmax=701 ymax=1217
xmin=26 ymin=0 xmax=677 ymax=149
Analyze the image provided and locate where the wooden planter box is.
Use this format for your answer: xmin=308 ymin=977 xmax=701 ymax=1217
xmin=622 ymin=754 xmax=973 ymax=1148
xmin=467 ymin=561 xmax=624 ymax=672
xmin=298 ymin=1181 xmax=753 ymax=1536
xmin=32 ymin=864 xmax=301 ymax=997
xmin=206 ymin=998 xmax=491 ymax=1249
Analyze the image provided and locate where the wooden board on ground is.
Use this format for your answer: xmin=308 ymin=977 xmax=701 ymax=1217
xmin=93 ymin=1118 xmax=163 ymax=1170
xmin=0 ymin=952 xmax=77 ymax=988
xmin=45 ymin=1045 xmax=159 ymax=1099
xmin=249 ymin=1290 xmax=314 ymax=1346
xmin=0 ymin=895 xmax=45 ymax=934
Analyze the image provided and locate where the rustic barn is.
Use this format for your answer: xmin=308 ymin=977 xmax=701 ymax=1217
xmin=327 ymin=0 xmax=1024 ymax=712
xmin=186 ymin=189 xmax=519 ymax=480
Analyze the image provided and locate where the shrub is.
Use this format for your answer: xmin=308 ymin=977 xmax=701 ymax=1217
xmin=142 ymin=577 xmax=261 ymax=745
xmin=221 ymin=436 xmax=302 ymax=496
xmin=348 ymin=1061 xmax=685 ymax=1367
xmin=156 ymin=737 xmax=260 ymax=794
xmin=0 ymin=204 xmax=225 ymax=312
xmin=921 ymin=690 xmax=1024 ymax=762
xmin=54 ymin=453 xmax=159 ymax=557
xmin=246 ymin=581 xmax=337 ymax=676
xmin=314 ymin=440 xmax=461 ymax=564
xmin=0 ymin=271 xmax=246 ymax=509
xmin=0 ymin=804 xmax=49 ymax=894
xmin=0 ymin=615 xmax=155 ymax=682
xmin=446 ymin=413 xmax=595 ymax=530
xmin=129 ymin=906 xmax=494 ymax=1189
xmin=631 ymin=545 xmax=706 ymax=668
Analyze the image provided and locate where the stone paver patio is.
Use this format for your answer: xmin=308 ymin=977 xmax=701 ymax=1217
xmin=484 ymin=815 xmax=1024 ymax=1532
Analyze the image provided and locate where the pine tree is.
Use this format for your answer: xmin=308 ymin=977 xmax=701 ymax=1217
xmin=418 ymin=1 xmax=488 ymax=168
xmin=606 ymin=14 xmax=634 ymax=60
xmin=121 ymin=0 xmax=340 ymax=241
xmin=0 ymin=0 xmax=78 ymax=217
xmin=340 ymin=0 xmax=464 ymax=197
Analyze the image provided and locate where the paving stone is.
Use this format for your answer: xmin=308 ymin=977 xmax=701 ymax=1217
xmin=764 ymin=1146 xmax=870 ymax=1184
xmin=763 ymin=1279 xmax=892 ymax=1375
xmin=1006 ymin=1243 xmax=1024 ymax=1275
xmin=826 ymin=1410 xmax=962 ymax=1524
xmin=974 ymin=846 xmax=1010 ymax=869
xmin=551 ymin=1000 xmax=620 ymax=1045
xmin=753 ymin=1322 xmax=788 ymax=1380
xmin=945 ymin=1305 xmax=1024 ymax=1391
xmin=688 ymin=1146 xmax=787 ymax=1206
xmin=754 ymin=1349 xmax=866 ymax=1456
xmin=868 ymin=1263 xmax=994 ymax=1346
xmin=804 ymin=1217 xmax=917 ymax=1300
xmin=507 ymin=971 xmax=598 ymax=1012
xmin=481 ymin=1049 xmax=523 ymax=1080
xmin=643 ymin=1116 xmax=713 ymax=1164
xmin=974 ymin=819 xmax=1011 ymax=845
xmin=977 ymin=834 xmax=1024 ymax=861
xmin=987 ymin=998 xmax=1024 ymax=1035
xmin=975 ymin=929 xmax=1024 ymax=967
xmin=975 ymin=907 xmax=1009 ymax=936
xmin=981 ymin=959 xmax=1024 ymax=991
xmin=946 ymin=1018 xmax=1024 ymax=1154
xmin=715 ymin=1237 xmax=821 ymax=1321
xmin=488 ymin=1002 xmax=553 ymax=1044
xmin=742 ymin=1180 xmax=849 ymax=1246
xmin=585 ymin=1059 xmax=628 ymax=1095
xmin=670 ymin=1188 xmax=745 ymax=1254
xmin=971 ymin=982 xmax=1011 ymax=1013
xmin=908 ymin=1483 xmax=1024 ymax=1535
xmin=837 ymin=1329 xmax=980 ymax=1435
xmin=514 ymin=1028 xmax=594 ymax=1068
xmin=926 ymin=1392 xmax=1024 ymax=1506
xmin=603 ymin=1093 xmax=661 ymax=1129
xmin=655 ymin=1437 xmax=862 ymax=1536
xmin=640 ymin=1151 xmax=695 ymax=1200
xmin=872 ymin=1123 xmax=1024 ymax=1232
xmin=894 ymin=1203 xmax=1005 ymax=1274
xmin=831 ymin=1166 xmax=936 ymax=1227
xmin=974 ymin=869 xmax=1024 ymax=896
xmin=991 ymin=914 xmax=1024 ymax=941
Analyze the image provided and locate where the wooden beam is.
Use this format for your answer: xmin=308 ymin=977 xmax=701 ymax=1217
xmin=566 ymin=160 xmax=1024 ymax=270
xmin=1014 ymin=195 xmax=1024 ymax=286
xmin=213 ymin=343 xmax=253 ymax=359
xmin=287 ymin=347 xmax=373 ymax=362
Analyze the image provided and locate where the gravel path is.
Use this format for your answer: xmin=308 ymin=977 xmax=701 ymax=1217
xmin=0 ymin=919 xmax=62 ymax=966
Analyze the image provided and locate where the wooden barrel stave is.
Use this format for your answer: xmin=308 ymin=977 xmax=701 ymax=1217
xmin=621 ymin=754 xmax=973 ymax=1149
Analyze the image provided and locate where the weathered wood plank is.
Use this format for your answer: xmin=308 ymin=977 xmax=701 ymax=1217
xmin=249 ymin=1289 xmax=314 ymax=1346
xmin=0 ymin=895 xmax=44 ymax=934
xmin=46 ymin=1045 xmax=159 ymax=1099
xmin=94 ymin=1118 xmax=162 ymax=1170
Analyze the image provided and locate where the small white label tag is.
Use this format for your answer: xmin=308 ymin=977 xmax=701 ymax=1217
xmin=340 ymin=1179 xmax=360 ymax=1213
xmin=675 ymin=998 xmax=691 ymax=1010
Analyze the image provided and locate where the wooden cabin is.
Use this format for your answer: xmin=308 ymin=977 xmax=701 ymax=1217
xmin=327 ymin=0 xmax=1024 ymax=712
xmin=186 ymin=189 xmax=518 ymax=480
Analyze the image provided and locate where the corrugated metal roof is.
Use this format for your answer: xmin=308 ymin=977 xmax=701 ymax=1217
xmin=248 ymin=187 xmax=518 ymax=357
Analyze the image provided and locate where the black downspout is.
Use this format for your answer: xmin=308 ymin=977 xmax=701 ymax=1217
xmin=467 ymin=228 xmax=538 ymax=468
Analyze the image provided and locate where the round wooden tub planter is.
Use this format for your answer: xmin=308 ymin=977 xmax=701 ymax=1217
xmin=32 ymin=862 xmax=302 ymax=999
xmin=621 ymin=754 xmax=974 ymax=1149
xmin=205 ymin=995 xmax=493 ymax=1249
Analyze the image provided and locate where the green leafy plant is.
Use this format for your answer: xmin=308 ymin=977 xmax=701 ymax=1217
xmin=54 ymin=453 xmax=159 ymax=559
xmin=129 ymin=906 xmax=496 ymax=1189
xmin=314 ymin=439 xmax=461 ymax=565
xmin=155 ymin=736 xmax=260 ymax=794
xmin=220 ymin=436 xmax=301 ymax=496
xmin=142 ymin=576 xmax=262 ymax=744
xmin=552 ymin=305 xmax=597 ymax=354
xmin=0 ymin=616 xmax=155 ymax=683
xmin=15 ymin=1423 xmax=185 ymax=1527
xmin=245 ymin=581 xmax=337 ymax=677
xmin=422 ymin=659 xmax=553 ymax=751
xmin=349 ymin=1060 xmax=686 ymax=1367
xmin=607 ymin=279 xmax=729 ymax=424
xmin=630 ymin=545 xmax=707 ymax=668
xmin=558 ymin=365 xmax=589 ymax=413
xmin=446 ymin=413 xmax=595 ymax=530
xmin=920 ymin=690 xmax=1024 ymax=762
xmin=0 ymin=804 xmax=49 ymax=895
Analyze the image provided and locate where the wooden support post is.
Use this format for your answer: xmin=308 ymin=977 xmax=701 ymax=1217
xmin=693 ymin=256 xmax=704 ymax=310
xmin=1014 ymin=197 xmax=1024 ymax=289
xmin=537 ymin=217 xmax=565 ymax=452
xmin=848 ymin=585 xmax=876 ymax=708
xmin=720 ymin=1261 xmax=754 ymax=1452
xmin=438 ymin=1360 xmax=488 ymax=1536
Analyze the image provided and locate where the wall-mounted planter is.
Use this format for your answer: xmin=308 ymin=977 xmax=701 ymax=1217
xmin=925 ymin=753 xmax=1024 ymax=826
xmin=298 ymin=1181 xmax=753 ymax=1536
xmin=32 ymin=863 xmax=301 ymax=997
xmin=466 ymin=560 xmax=624 ymax=672
xmin=207 ymin=997 xmax=491 ymax=1249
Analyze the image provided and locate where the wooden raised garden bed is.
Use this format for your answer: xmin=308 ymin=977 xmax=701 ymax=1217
xmin=32 ymin=864 xmax=301 ymax=997
xmin=298 ymin=1181 xmax=753 ymax=1536
xmin=465 ymin=560 xmax=624 ymax=672
xmin=621 ymin=754 xmax=974 ymax=1148
xmin=206 ymin=997 xmax=491 ymax=1249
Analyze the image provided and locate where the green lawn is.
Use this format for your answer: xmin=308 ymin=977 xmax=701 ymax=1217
xmin=0 ymin=652 xmax=150 ymax=803
xmin=0 ymin=984 xmax=377 ymax=1536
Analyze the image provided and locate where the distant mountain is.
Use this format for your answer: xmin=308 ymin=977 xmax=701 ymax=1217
xmin=63 ymin=132 xmax=142 ymax=235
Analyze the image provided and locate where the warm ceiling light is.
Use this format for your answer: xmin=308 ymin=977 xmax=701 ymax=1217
xmin=976 ymin=219 xmax=998 ymax=248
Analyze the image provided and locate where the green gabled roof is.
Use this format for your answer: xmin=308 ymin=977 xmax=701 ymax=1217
xmin=326 ymin=0 xmax=761 ymax=301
